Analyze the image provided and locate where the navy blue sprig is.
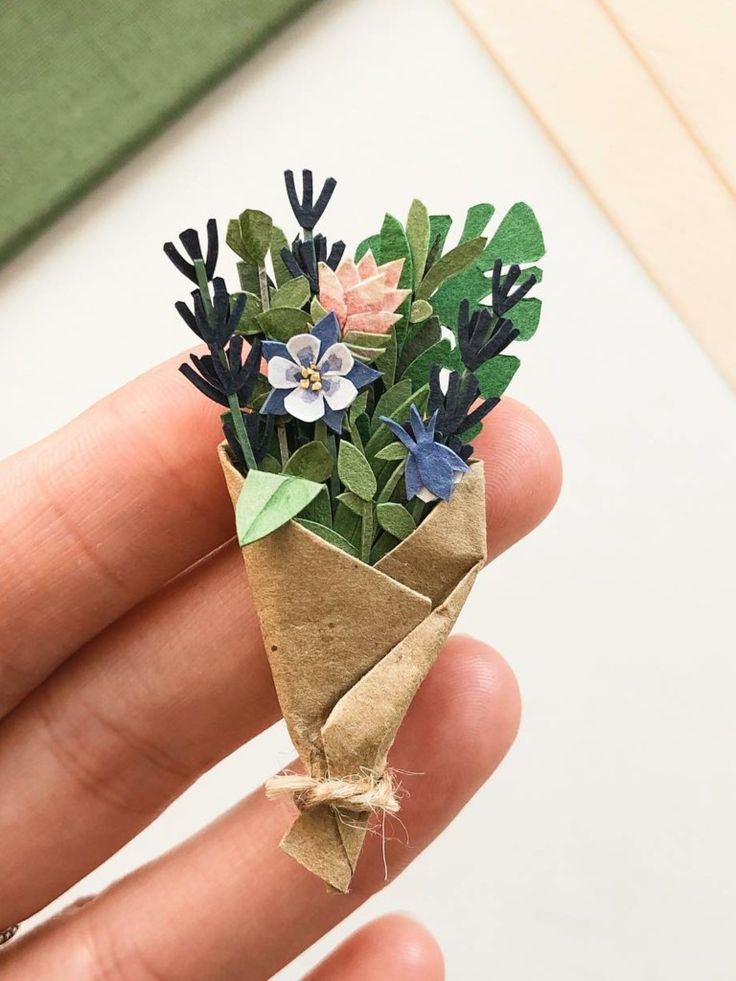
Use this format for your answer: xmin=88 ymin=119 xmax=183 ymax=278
xmin=284 ymin=169 xmax=337 ymax=231
xmin=163 ymin=219 xmax=219 ymax=284
xmin=427 ymin=364 xmax=499 ymax=462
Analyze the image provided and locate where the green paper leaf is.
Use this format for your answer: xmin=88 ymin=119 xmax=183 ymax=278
xmin=371 ymin=379 xmax=413 ymax=433
xmin=236 ymin=471 xmax=323 ymax=546
xmin=428 ymin=215 xmax=452 ymax=258
xmin=338 ymin=441 xmax=377 ymax=501
xmin=347 ymin=414 xmax=364 ymax=453
xmin=270 ymin=225 xmax=291 ymax=286
xmin=458 ymin=421 xmax=482 ymax=444
xmin=236 ymin=259 xmax=261 ymax=295
xmin=511 ymin=297 xmax=542 ymax=341
xmin=310 ymin=295 xmax=329 ymax=322
xmin=349 ymin=389 xmax=369 ymax=423
xmin=301 ymin=485 xmax=332 ymax=527
xmin=337 ymin=490 xmax=367 ymax=516
xmin=371 ymin=531 xmax=399 ymax=564
xmin=376 ymin=502 xmax=416 ymax=541
xmin=375 ymin=442 xmax=408 ymax=461
xmin=295 ymin=519 xmax=359 ymax=558
xmin=377 ymin=458 xmax=407 ymax=504
xmin=415 ymin=236 xmax=486 ymax=301
xmin=486 ymin=202 xmax=545 ymax=264
xmin=406 ymin=198 xmax=430 ymax=287
xmin=257 ymin=307 xmax=311 ymax=342
xmin=397 ymin=316 xmax=442 ymax=375
xmin=374 ymin=326 xmax=398 ymax=388
xmin=460 ymin=203 xmax=494 ymax=242
xmin=283 ymin=441 xmax=334 ymax=482
xmin=259 ymin=454 xmax=282 ymax=474
xmin=237 ymin=209 xmax=273 ymax=265
xmin=379 ymin=213 xmax=413 ymax=289
xmin=355 ymin=233 xmax=381 ymax=263
xmin=271 ymin=276 xmax=310 ymax=310
xmin=401 ymin=338 xmax=453 ymax=388
xmin=233 ymin=291 xmax=263 ymax=335
xmin=410 ymin=299 xmax=433 ymax=323
xmin=475 ymin=355 xmax=521 ymax=398
xmin=227 ymin=219 xmax=248 ymax=262
xmin=365 ymin=383 xmax=429 ymax=464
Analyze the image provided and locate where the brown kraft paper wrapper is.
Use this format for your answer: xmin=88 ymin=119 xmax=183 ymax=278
xmin=219 ymin=445 xmax=487 ymax=892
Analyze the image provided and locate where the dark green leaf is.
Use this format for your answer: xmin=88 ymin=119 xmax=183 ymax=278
xmin=475 ymin=355 xmax=521 ymax=398
xmin=355 ymin=233 xmax=381 ymax=263
xmin=301 ymin=485 xmax=332 ymax=527
xmin=236 ymin=259 xmax=261 ymax=295
xmin=270 ymin=225 xmax=291 ymax=286
xmin=511 ymin=297 xmax=541 ymax=340
xmin=377 ymin=459 xmax=407 ymax=504
xmin=295 ymin=519 xmax=359 ymax=558
xmin=257 ymin=307 xmax=311 ymax=341
xmin=337 ymin=491 xmax=367 ymax=515
xmin=486 ymin=202 xmax=545 ymax=264
xmin=283 ymin=441 xmax=334 ymax=482
xmin=460 ymin=203 xmax=494 ymax=242
xmin=400 ymin=338 xmax=453 ymax=388
xmin=371 ymin=379 xmax=413 ymax=433
xmin=374 ymin=325 xmax=398 ymax=388
xmin=234 ymin=291 xmax=263 ymax=335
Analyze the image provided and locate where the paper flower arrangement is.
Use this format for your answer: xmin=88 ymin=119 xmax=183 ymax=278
xmin=164 ymin=170 xmax=544 ymax=891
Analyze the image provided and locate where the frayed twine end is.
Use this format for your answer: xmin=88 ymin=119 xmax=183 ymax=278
xmin=265 ymin=769 xmax=400 ymax=816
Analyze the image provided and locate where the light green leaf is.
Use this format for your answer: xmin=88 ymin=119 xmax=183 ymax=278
xmin=375 ymin=442 xmax=408 ymax=461
xmin=406 ymin=198 xmax=430 ymax=286
xmin=283 ymin=441 xmax=334 ymax=482
xmin=486 ymin=202 xmax=544 ymax=264
xmin=376 ymin=502 xmax=416 ymax=541
xmin=415 ymin=236 xmax=486 ymax=300
xmin=338 ymin=441 xmax=377 ymax=501
xmin=236 ymin=471 xmax=323 ymax=546
xmin=271 ymin=276 xmax=310 ymax=310
xmin=295 ymin=519 xmax=359 ymax=558
xmin=237 ymin=209 xmax=273 ymax=265
xmin=311 ymin=295 xmax=329 ymax=322
xmin=475 ymin=355 xmax=520 ymax=398
xmin=257 ymin=307 xmax=311 ymax=342
xmin=410 ymin=299 xmax=433 ymax=323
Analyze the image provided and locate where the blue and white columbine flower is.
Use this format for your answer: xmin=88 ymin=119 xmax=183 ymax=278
xmin=260 ymin=313 xmax=381 ymax=433
xmin=379 ymin=404 xmax=470 ymax=503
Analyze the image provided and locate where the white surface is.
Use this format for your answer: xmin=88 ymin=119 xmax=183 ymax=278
xmin=1 ymin=0 xmax=734 ymax=977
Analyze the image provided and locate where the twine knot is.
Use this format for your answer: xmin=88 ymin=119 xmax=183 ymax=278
xmin=265 ymin=770 xmax=400 ymax=815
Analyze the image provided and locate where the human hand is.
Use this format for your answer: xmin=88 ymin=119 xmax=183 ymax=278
xmin=0 ymin=351 xmax=560 ymax=979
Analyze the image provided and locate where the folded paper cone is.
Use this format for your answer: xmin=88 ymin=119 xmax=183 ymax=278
xmin=219 ymin=445 xmax=487 ymax=891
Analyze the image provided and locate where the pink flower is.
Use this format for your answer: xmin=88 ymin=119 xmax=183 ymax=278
xmin=318 ymin=250 xmax=411 ymax=335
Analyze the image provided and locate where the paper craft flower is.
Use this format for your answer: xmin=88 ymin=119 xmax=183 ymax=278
xmin=380 ymin=405 xmax=470 ymax=502
xmin=318 ymin=251 xmax=411 ymax=335
xmin=261 ymin=312 xmax=381 ymax=432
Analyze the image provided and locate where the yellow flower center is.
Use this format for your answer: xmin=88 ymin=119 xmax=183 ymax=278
xmin=299 ymin=363 xmax=322 ymax=391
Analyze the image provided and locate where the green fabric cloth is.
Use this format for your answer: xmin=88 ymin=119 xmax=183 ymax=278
xmin=0 ymin=0 xmax=320 ymax=265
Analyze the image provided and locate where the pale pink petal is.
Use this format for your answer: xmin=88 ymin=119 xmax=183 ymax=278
xmin=378 ymin=258 xmax=405 ymax=290
xmin=344 ymin=311 xmax=401 ymax=335
xmin=317 ymin=263 xmax=347 ymax=326
xmin=344 ymin=274 xmax=386 ymax=315
xmin=380 ymin=288 xmax=411 ymax=313
xmin=336 ymin=258 xmax=360 ymax=292
xmin=356 ymin=249 xmax=378 ymax=279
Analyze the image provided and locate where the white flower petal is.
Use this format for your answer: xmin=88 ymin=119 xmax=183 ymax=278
xmin=284 ymin=385 xmax=325 ymax=422
xmin=416 ymin=485 xmax=438 ymax=503
xmin=267 ymin=356 xmax=301 ymax=389
xmin=286 ymin=333 xmax=321 ymax=368
xmin=318 ymin=342 xmax=354 ymax=377
xmin=322 ymin=375 xmax=358 ymax=411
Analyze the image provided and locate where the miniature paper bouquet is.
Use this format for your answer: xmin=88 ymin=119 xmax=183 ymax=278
xmin=164 ymin=170 xmax=544 ymax=892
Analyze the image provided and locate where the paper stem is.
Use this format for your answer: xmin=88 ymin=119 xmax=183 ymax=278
xmin=258 ymin=264 xmax=270 ymax=312
xmin=277 ymin=423 xmax=290 ymax=466
xmin=360 ymin=502 xmax=374 ymax=564
xmin=193 ymin=259 xmax=213 ymax=319
xmin=195 ymin=260 xmax=257 ymax=471
xmin=410 ymin=499 xmax=425 ymax=523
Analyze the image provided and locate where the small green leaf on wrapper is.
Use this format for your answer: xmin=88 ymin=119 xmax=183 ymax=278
xmin=257 ymin=307 xmax=312 ymax=341
xmin=295 ymin=520 xmax=360 ymax=558
xmin=236 ymin=471 xmax=324 ymax=546
xmin=338 ymin=441 xmax=377 ymax=501
xmin=271 ymin=276 xmax=310 ymax=310
xmin=283 ymin=441 xmax=334 ymax=482
xmin=376 ymin=502 xmax=416 ymax=541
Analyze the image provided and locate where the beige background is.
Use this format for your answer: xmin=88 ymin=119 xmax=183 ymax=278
xmin=0 ymin=0 xmax=734 ymax=977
